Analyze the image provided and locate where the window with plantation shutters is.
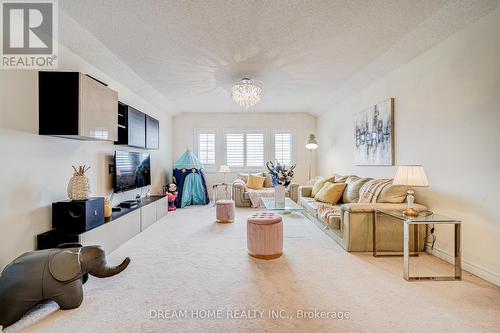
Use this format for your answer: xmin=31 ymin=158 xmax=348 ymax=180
xmin=197 ymin=132 xmax=215 ymax=165
xmin=246 ymin=133 xmax=264 ymax=167
xmin=225 ymin=133 xmax=244 ymax=167
xmin=274 ymin=132 xmax=292 ymax=165
xmin=225 ymin=131 xmax=265 ymax=168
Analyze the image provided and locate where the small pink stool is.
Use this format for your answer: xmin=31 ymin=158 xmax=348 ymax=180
xmin=216 ymin=199 xmax=235 ymax=223
xmin=247 ymin=212 xmax=283 ymax=260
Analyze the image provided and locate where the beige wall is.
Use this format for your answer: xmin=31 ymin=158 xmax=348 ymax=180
xmin=317 ymin=9 xmax=500 ymax=285
xmin=0 ymin=44 xmax=173 ymax=270
xmin=173 ymin=112 xmax=317 ymax=193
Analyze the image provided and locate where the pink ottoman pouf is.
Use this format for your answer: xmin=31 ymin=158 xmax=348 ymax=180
xmin=216 ymin=199 xmax=235 ymax=223
xmin=247 ymin=212 xmax=283 ymax=260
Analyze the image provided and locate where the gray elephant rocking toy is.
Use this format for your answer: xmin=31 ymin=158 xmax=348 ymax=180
xmin=0 ymin=245 xmax=130 ymax=328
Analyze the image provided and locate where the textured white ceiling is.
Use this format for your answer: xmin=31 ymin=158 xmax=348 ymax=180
xmin=59 ymin=0 xmax=500 ymax=115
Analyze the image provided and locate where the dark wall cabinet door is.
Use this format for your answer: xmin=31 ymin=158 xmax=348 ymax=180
xmin=127 ymin=106 xmax=146 ymax=148
xmin=115 ymin=102 xmax=159 ymax=150
xmin=146 ymin=115 xmax=159 ymax=150
xmin=39 ymin=72 xmax=118 ymax=141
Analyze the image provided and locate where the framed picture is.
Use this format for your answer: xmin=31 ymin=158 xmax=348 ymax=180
xmin=354 ymin=98 xmax=394 ymax=165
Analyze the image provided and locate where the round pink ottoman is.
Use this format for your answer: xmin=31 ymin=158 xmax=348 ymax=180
xmin=247 ymin=212 xmax=283 ymax=259
xmin=216 ymin=199 xmax=235 ymax=223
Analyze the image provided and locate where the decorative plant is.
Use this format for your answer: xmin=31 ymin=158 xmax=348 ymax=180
xmin=266 ymin=160 xmax=296 ymax=187
xmin=72 ymin=165 xmax=90 ymax=177
xmin=67 ymin=165 xmax=91 ymax=200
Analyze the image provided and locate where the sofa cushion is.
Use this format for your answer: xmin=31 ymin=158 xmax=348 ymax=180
xmin=333 ymin=174 xmax=349 ymax=183
xmin=238 ymin=172 xmax=263 ymax=183
xmin=299 ymin=197 xmax=318 ymax=217
xmin=306 ymin=176 xmax=323 ymax=186
xmin=246 ymin=174 xmax=266 ymax=190
xmin=314 ymin=182 xmax=347 ymax=205
xmin=301 ymin=196 xmax=316 ymax=202
xmin=311 ymin=176 xmax=335 ymax=197
xmin=316 ymin=203 xmax=342 ymax=229
xmin=342 ymin=177 xmax=372 ymax=203
xmin=377 ymin=183 xmax=409 ymax=203
xmin=359 ymin=179 xmax=392 ymax=203
xmin=263 ymin=173 xmax=274 ymax=188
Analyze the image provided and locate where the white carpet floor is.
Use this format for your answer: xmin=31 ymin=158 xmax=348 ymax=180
xmin=5 ymin=205 xmax=500 ymax=333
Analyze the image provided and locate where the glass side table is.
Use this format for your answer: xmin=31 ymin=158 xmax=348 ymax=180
xmin=375 ymin=209 xmax=462 ymax=282
xmin=212 ymin=183 xmax=233 ymax=205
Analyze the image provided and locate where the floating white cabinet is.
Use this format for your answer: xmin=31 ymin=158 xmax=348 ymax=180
xmin=141 ymin=200 xmax=158 ymax=231
xmin=156 ymin=196 xmax=168 ymax=220
xmin=38 ymin=196 xmax=168 ymax=253
xmin=80 ymin=209 xmax=141 ymax=253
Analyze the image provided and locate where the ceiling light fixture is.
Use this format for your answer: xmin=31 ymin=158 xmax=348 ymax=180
xmin=231 ymin=78 xmax=263 ymax=110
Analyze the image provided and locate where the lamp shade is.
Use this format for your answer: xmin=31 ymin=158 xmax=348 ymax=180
xmin=219 ymin=165 xmax=231 ymax=173
xmin=305 ymin=134 xmax=318 ymax=150
xmin=393 ymin=165 xmax=429 ymax=187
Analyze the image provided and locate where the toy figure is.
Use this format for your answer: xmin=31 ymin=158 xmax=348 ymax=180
xmin=166 ymin=183 xmax=178 ymax=211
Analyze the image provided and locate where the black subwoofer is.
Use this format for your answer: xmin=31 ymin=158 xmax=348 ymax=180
xmin=52 ymin=197 xmax=104 ymax=232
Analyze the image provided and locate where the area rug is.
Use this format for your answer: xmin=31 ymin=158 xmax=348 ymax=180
xmin=5 ymin=206 xmax=500 ymax=333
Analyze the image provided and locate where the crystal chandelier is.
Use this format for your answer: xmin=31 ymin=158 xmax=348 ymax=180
xmin=231 ymin=78 xmax=263 ymax=110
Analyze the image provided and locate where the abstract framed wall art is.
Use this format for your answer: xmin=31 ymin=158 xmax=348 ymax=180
xmin=354 ymin=98 xmax=394 ymax=165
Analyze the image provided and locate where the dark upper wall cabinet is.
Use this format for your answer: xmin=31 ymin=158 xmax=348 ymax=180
xmin=146 ymin=115 xmax=159 ymax=149
xmin=117 ymin=102 xmax=146 ymax=148
xmin=116 ymin=102 xmax=159 ymax=150
xmin=39 ymin=72 xmax=118 ymax=141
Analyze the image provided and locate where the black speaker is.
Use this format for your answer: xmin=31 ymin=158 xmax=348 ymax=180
xmin=52 ymin=197 xmax=105 ymax=233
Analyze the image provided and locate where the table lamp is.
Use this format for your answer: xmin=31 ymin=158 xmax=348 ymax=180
xmin=393 ymin=165 xmax=429 ymax=217
xmin=305 ymin=134 xmax=318 ymax=180
xmin=219 ymin=165 xmax=231 ymax=184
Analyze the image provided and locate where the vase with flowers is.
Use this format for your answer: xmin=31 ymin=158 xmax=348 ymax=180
xmin=266 ymin=161 xmax=296 ymax=208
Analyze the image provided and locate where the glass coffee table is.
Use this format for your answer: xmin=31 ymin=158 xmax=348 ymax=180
xmin=261 ymin=197 xmax=304 ymax=214
xmin=375 ymin=209 xmax=462 ymax=281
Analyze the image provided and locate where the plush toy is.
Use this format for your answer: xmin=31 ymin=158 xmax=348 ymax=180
xmin=167 ymin=192 xmax=177 ymax=211
xmin=167 ymin=183 xmax=177 ymax=193
xmin=166 ymin=183 xmax=178 ymax=211
xmin=0 ymin=245 xmax=130 ymax=328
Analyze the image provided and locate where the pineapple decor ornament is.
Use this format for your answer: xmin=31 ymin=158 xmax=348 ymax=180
xmin=67 ymin=165 xmax=91 ymax=200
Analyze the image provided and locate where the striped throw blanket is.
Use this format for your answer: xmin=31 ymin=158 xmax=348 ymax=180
xmin=358 ymin=179 xmax=392 ymax=203
xmin=316 ymin=203 xmax=342 ymax=226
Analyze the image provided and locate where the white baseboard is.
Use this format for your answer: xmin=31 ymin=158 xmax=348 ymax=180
xmin=428 ymin=246 xmax=500 ymax=286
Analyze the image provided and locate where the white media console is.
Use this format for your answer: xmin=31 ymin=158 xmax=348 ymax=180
xmin=37 ymin=196 xmax=168 ymax=253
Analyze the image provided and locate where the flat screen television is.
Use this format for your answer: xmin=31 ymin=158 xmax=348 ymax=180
xmin=114 ymin=150 xmax=151 ymax=193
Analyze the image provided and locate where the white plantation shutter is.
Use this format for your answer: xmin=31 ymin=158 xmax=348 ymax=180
xmin=225 ymin=131 xmax=265 ymax=167
xmin=226 ymin=133 xmax=244 ymax=166
xmin=274 ymin=132 xmax=292 ymax=165
xmin=246 ymin=133 xmax=264 ymax=167
xmin=198 ymin=133 xmax=215 ymax=165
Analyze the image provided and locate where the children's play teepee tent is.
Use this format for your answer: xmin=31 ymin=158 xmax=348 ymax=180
xmin=173 ymin=150 xmax=210 ymax=208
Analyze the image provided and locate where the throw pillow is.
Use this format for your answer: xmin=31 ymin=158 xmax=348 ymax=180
xmin=311 ymin=176 xmax=335 ymax=197
xmin=358 ymin=179 xmax=392 ymax=203
xmin=314 ymin=182 xmax=347 ymax=205
xmin=377 ymin=183 xmax=409 ymax=203
xmin=238 ymin=172 xmax=263 ymax=183
xmin=263 ymin=174 xmax=274 ymax=188
xmin=333 ymin=174 xmax=349 ymax=183
xmin=246 ymin=174 xmax=266 ymax=190
xmin=342 ymin=177 xmax=372 ymax=203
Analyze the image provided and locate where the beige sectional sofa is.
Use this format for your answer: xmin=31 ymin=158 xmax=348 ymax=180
xmin=299 ymin=175 xmax=426 ymax=252
xmin=232 ymin=172 xmax=299 ymax=207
